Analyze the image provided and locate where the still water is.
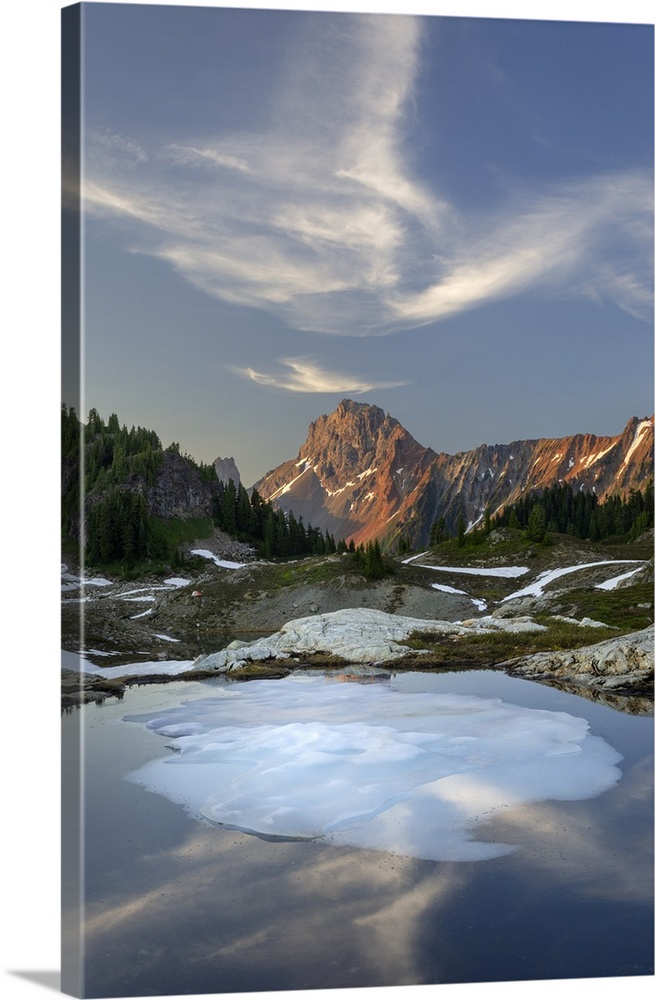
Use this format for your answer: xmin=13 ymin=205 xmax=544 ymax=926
xmin=62 ymin=669 xmax=653 ymax=997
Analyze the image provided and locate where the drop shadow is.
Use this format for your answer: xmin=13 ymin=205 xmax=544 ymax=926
xmin=9 ymin=971 xmax=61 ymax=993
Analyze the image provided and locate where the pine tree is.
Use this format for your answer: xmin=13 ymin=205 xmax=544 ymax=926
xmin=526 ymin=503 xmax=546 ymax=543
xmin=430 ymin=517 xmax=446 ymax=546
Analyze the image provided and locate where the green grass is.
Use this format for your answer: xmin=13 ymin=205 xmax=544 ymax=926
xmin=552 ymin=582 xmax=653 ymax=631
xmin=409 ymin=529 xmax=651 ymax=568
xmin=151 ymin=515 xmax=214 ymax=548
xmin=404 ymin=616 xmax=625 ymax=667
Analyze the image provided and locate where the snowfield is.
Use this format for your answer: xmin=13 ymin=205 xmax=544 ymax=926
xmin=502 ymin=560 xmax=645 ymax=602
xmin=596 ymin=568 xmax=644 ymax=591
xmin=62 ymin=649 xmax=194 ymax=678
xmin=190 ymin=549 xmax=247 ymax=569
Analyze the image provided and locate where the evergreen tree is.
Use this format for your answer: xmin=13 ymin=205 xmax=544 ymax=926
xmin=430 ymin=516 xmax=447 ymax=546
xmin=526 ymin=503 xmax=546 ymax=543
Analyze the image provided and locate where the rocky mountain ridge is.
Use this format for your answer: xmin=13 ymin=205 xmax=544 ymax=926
xmin=214 ymin=456 xmax=241 ymax=487
xmin=254 ymin=400 xmax=653 ymax=548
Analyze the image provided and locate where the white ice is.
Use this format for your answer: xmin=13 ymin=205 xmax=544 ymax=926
xmin=190 ymin=550 xmax=247 ymax=569
xmin=124 ymin=675 xmax=622 ymax=863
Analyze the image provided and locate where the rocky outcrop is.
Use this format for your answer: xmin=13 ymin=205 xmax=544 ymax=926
xmin=254 ymin=400 xmax=653 ymax=549
xmin=214 ymin=456 xmax=241 ymax=487
xmin=145 ymin=450 xmax=218 ymax=519
xmin=192 ymin=607 xmax=547 ymax=672
xmin=502 ymin=625 xmax=654 ymax=694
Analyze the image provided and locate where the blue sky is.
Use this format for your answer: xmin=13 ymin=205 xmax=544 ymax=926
xmin=66 ymin=2 xmax=653 ymax=485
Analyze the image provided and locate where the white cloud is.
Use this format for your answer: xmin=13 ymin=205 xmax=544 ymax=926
xmin=167 ymin=144 xmax=252 ymax=174
xmin=232 ymin=357 xmax=409 ymax=394
xmin=391 ymin=171 xmax=653 ymax=325
xmin=83 ymin=12 xmax=653 ymax=335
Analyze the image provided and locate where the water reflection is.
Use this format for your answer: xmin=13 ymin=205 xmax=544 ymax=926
xmin=82 ymin=821 xmax=468 ymax=991
xmin=67 ymin=674 xmax=653 ymax=995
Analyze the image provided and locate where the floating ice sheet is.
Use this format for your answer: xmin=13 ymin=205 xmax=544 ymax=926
xmin=124 ymin=675 xmax=622 ymax=862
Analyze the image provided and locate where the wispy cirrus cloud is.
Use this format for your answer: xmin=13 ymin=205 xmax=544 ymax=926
xmin=83 ymin=12 xmax=653 ymax=335
xmin=391 ymin=171 xmax=654 ymax=324
xmin=231 ymin=357 xmax=409 ymax=394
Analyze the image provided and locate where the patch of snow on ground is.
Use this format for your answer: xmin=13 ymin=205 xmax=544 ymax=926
xmin=123 ymin=676 xmax=622 ymax=863
xmin=61 ymin=571 xmax=113 ymax=589
xmin=153 ymin=633 xmax=181 ymax=643
xmin=191 ymin=550 xmax=247 ymax=569
xmin=430 ymin=583 xmax=467 ymax=595
xmin=130 ymin=608 xmax=153 ymax=619
xmin=62 ymin=649 xmax=193 ymax=678
xmin=420 ymin=563 xmax=529 ymax=578
xmin=164 ymin=577 xmax=192 ymax=588
xmin=502 ymin=561 xmax=645 ymax=602
xmin=120 ymin=586 xmax=172 ymax=596
xmin=596 ymin=568 xmax=643 ymax=591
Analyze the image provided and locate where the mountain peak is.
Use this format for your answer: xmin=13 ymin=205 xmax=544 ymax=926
xmin=254 ymin=406 xmax=654 ymax=549
xmin=335 ymin=397 xmax=382 ymax=416
xmin=255 ymin=400 xmax=434 ymax=545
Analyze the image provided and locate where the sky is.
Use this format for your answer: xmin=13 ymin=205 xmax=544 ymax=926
xmin=64 ymin=2 xmax=654 ymax=486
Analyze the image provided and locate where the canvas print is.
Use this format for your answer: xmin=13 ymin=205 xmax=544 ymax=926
xmin=61 ymin=2 xmax=654 ymax=997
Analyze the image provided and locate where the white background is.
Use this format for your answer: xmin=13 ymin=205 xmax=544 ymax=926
xmin=1 ymin=2 xmax=652 ymax=999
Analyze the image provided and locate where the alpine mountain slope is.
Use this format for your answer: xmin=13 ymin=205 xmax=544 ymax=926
xmin=253 ymin=399 xmax=653 ymax=548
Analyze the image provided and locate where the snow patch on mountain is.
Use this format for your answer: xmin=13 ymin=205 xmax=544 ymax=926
xmin=621 ymin=419 xmax=653 ymax=469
